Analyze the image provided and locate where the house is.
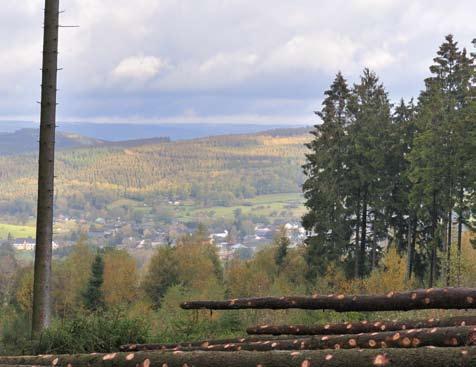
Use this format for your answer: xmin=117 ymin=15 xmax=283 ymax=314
xmin=12 ymin=238 xmax=59 ymax=251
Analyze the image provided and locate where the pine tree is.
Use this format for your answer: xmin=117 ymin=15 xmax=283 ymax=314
xmin=83 ymin=254 xmax=105 ymax=311
xmin=347 ymin=69 xmax=393 ymax=277
xmin=388 ymin=99 xmax=418 ymax=278
xmin=303 ymin=72 xmax=353 ymax=279
xmin=408 ymin=35 xmax=476 ymax=286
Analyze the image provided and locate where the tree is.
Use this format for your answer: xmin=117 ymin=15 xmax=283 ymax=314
xmin=274 ymin=227 xmax=290 ymax=273
xmin=303 ymin=72 xmax=353 ymax=279
xmin=83 ymin=254 xmax=105 ymax=311
xmin=32 ymin=0 xmax=60 ymax=336
xmin=142 ymin=246 xmax=180 ymax=308
xmin=346 ymin=69 xmax=393 ymax=278
xmin=102 ymin=249 xmax=138 ymax=307
xmin=408 ymin=35 xmax=476 ymax=286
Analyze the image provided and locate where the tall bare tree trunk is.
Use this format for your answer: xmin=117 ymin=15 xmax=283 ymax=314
xmin=446 ymin=209 xmax=452 ymax=286
xmin=457 ymin=187 xmax=464 ymax=286
xmin=32 ymin=0 xmax=60 ymax=337
xmin=354 ymin=194 xmax=361 ymax=278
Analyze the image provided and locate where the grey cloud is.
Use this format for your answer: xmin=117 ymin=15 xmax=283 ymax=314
xmin=0 ymin=0 xmax=475 ymax=124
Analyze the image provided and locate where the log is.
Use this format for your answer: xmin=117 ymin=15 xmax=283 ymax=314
xmin=181 ymin=287 xmax=476 ymax=311
xmin=120 ymin=335 xmax=307 ymax=352
xmin=2 ymin=348 xmax=476 ymax=367
xmin=175 ymin=326 xmax=476 ymax=352
xmin=247 ymin=316 xmax=476 ymax=335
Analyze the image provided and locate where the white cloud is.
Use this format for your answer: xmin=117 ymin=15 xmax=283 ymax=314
xmin=360 ymin=48 xmax=396 ymax=70
xmin=265 ymin=32 xmax=358 ymax=72
xmin=0 ymin=0 xmax=475 ymax=123
xmin=111 ymin=56 xmax=165 ymax=83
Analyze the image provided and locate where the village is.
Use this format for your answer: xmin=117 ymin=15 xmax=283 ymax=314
xmin=1 ymin=212 xmax=307 ymax=262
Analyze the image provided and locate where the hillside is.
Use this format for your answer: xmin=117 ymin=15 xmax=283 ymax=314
xmin=0 ymin=128 xmax=104 ymax=155
xmin=0 ymin=128 xmax=311 ymax=218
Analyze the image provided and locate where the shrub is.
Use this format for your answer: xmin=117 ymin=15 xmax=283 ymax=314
xmin=35 ymin=310 xmax=149 ymax=354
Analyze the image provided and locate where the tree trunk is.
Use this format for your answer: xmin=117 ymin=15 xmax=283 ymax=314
xmin=120 ymin=336 xmax=308 ymax=352
xmin=371 ymin=220 xmax=377 ymax=271
xmin=181 ymin=287 xmax=476 ymax=311
xmin=247 ymin=316 xmax=476 ymax=336
xmin=429 ymin=191 xmax=438 ymax=288
xmin=32 ymin=0 xmax=60 ymax=337
xmin=359 ymin=190 xmax=368 ymax=278
xmin=447 ymin=209 xmax=453 ymax=286
xmin=457 ymin=187 xmax=464 ymax=286
xmin=354 ymin=194 xmax=361 ymax=279
xmin=3 ymin=348 xmax=476 ymax=367
xmin=405 ymin=217 xmax=413 ymax=281
xmin=170 ymin=326 xmax=476 ymax=352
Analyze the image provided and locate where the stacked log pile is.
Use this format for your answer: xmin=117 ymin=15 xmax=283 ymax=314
xmin=4 ymin=287 xmax=476 ymax=366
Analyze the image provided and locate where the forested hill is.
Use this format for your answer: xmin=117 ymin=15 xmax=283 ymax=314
xmin=0 ymin=127 xmax=310 ymax=216
xmin=0 ymin=128 xmax=173 ymax=156
xmin=0 ymin=128 xmax=104 ymax=155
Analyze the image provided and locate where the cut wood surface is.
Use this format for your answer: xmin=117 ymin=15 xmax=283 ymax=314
xmin=181 ymin=287 xmax=476 ymax=311
xmin=2 ymin=348 xmax=476 ymax=367
xmin=169 ymin=326 xmax=476 ymax=352
xmin=247 ymin=315 xmax=476 ymax=335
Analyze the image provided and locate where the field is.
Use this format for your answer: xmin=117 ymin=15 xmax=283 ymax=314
xmin=177 ymin=193 xmax=305 ymax=222
xmin=0 ymin=223 xmax=35 ymax=240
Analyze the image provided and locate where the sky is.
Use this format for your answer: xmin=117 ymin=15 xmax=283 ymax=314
xmin=1 ymin=0 xmax=475 ymax=125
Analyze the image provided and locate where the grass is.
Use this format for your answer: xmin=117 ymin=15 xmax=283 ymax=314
xmin=177 ymin=192 xmax=305 ymax=222
xmin=0 ymin=223 xmax=36 ymax=240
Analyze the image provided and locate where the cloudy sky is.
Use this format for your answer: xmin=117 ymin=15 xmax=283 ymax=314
xmin=1 ymin=0 xmax=475 ymax=125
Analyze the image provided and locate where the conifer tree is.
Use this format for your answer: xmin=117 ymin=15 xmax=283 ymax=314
xmin=83 ymin=254 xmax=105 ymax=311
xmin=303 ymin=72 xmax=353 ymax=279
xmin=347 ymin=69 xmax=392 ymax=277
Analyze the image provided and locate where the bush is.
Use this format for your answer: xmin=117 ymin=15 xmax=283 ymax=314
xmin=0 ymin=311 xmax=34 ymax=356
xmin=35 ymin=310 xmax=149 ymax=354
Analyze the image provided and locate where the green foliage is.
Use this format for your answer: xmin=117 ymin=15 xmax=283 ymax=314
xmin=83 ymin=254 xmax=105 ymax=311
xmin=142 ymin=246 xmax=180 ymax=308
xmin=35 ymin=311 xmax=149 ymax=354
xmin=274 ymin=227 xmax=290 ymax=272
xmin=303 ymin=35 xmax=476 ymax=285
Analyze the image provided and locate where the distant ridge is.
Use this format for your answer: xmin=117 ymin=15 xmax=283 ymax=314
xmin=0 ymin=129 xmax=172 ymax=156
xmin=0 ymin=121 xmax=304 ymax=141
xmin=0 ymin=128 xmax=104 ymax=155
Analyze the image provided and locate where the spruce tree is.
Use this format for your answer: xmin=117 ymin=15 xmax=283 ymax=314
xmin=347 ymin=69 xmax=392 ymax=277
xmin=83 ymin=254 xmax=105 ymax=311
xmin=303 ymin=72 xmax=353 ymax=279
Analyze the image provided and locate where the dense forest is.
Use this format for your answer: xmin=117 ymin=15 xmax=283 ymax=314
xmin=303 ymin=35 xmax=476 ymax=287
xmin=0 ymin=129 xmax=309 ymax=220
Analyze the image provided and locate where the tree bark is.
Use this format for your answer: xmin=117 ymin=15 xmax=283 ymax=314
xmin=120 ymin=336 xmax=307 ymax=352
xmin=247 ymin=316 xmax=476 ymax=336
xmin=447 ymin=209 xmax=453 ymax=286
xmin=359 ymin=190 xmax=368 ymax=278
xmin=457 ymin=187 xmax=464 ymax=287
xmin=405 ymin=218 xmax=413 ymax=281
xmin=354 ymin=194 xmax=361 ymax=279
xmin=3 ymin=348 xmax=476 ymax=367
xmin=181 ymin=287 xmax=476 ymax=311
xmin=429 ymin=191 xmax=438 ymax=288
xmin=170 ymin=326 xmax=476 ymax=352
xmin=32 ymin=0 xmax=60 ymax=337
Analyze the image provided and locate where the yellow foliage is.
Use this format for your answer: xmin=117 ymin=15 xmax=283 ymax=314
xmin=364 ymin=247 xmax=411 ymax=294
xmin=52 ymin=239 xmax=94 ymax=317
xmin=15 ymin=266 xmax=33 ymax=315
xmin=103 ymin=249 xmax=139 ymax=307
